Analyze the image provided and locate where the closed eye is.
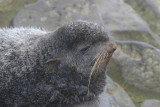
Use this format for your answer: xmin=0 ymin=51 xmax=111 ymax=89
xmin=80 ymin=45 xmax=90 ymax=52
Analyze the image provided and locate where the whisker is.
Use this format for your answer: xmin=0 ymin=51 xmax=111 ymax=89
xmin=95 ymin=53 xmax=105 ymax=68
xmin=90 ymin=52 xmax=101 ymax=63
xmin=87 ymin=52 xmax=104 ymax=94
xmin=92 ymin=52 xmax=103 ymax=70
xmin=96 ymin=51 xmax=108 ymax=68
xmin=87 ymin=50 xmax=110 ymax=94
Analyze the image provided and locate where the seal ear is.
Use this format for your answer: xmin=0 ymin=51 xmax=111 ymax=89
xmin=46 ymin=58 xmax=60 ymax=71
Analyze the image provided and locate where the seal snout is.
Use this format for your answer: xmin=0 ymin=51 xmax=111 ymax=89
xmin=108 ymin=41 xmax=117 ymax=52
xmin=97 ymin=41 xmax=117 ymax=64
xmin=112 ymin=47 xmax=117 ymax=52
xmin=104 ymin=41 xmax=117 ymax=62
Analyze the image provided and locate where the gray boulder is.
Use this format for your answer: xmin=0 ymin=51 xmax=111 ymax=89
xmin=125 ymin=0 xmax=160 ymax=35
xmin=13 ymin=0 xmax=160 ymax=46
xmin=13 ymin=0 xmax=103 ymax=30
xmin=141 ymin=99 xmax=160 ymax=107
xmin=113 ymin=41 xmax=160 ymax=93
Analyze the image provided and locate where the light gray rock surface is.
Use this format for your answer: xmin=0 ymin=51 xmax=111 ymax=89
xmin=13 ymin=0 xmax=103 ymax=30
xmin=113 ymin=41 xmax=160 ymax=93
xmin=125 ymin=0 xmax=160 ymax=35
xmin=141 ymin=99 xmax=160 ymax=107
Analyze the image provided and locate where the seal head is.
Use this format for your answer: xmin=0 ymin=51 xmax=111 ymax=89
xmin=43 ymin=21 xmax=117 ymax=106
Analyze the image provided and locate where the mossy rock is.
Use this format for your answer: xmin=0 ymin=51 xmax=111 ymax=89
xmin=125 ymin=0 xmax=160 ymax=34
xmin=0 ymin=0 xmax=37 ymax=27
xmin=111 ymin=30 xmax=160 ymax=49
xmin=12 ymin=0 xmax=103 ymax=30
xmin=141 ymin=99 xmax=160 ymax=107
xmin=107 ymin=59 xmax=160 ymax=107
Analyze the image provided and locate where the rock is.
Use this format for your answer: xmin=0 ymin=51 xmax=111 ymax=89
xmin=93 ymin=0 xmax=149 ymax=32
xmin=0 ymin=0 xmax=4 ymax=3
xmin=0 ymin=0 xmax=37 ymax=27
xmin=92 ymin=0 xmax=160 ymax=47
xmin=111 ymin=30 xmax=160 ymax=49
xmin=13 ymin=0 xmax=103 ymax=30
xmin=141 ymin=99 xmax=160 ymax=107
xmin=105 ymin=76 xmax=136 ymax=107
xmin=113 ymin=41 xmax=160 ymax=93
xmin=13 ymin=0 xmax=149 ymax=31
xmin=13 ymin=0 xmax=160 ymax=46
xmin=97 ymin=0 xmax=160 ymax=47
xmin=125 ymin=0 xmax=160 ymax=35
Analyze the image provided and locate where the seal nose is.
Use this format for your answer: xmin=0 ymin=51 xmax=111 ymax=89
xmin=108 ymin=42 xmax=117 ymax=52
xmin=112 ymin=47 xmax=117 ymax=51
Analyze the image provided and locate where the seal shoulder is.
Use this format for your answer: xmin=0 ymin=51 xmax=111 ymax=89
xmin=0 ymin=27 xmax=48 ymax=43
xmin=0 ymin=27 xmax=49 ymax=74
xmin=0 ymin=27 xmax=48 ymax=56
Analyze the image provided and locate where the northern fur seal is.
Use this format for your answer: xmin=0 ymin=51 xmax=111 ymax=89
xmin=0 ymin=20 xmax=116 ymax=107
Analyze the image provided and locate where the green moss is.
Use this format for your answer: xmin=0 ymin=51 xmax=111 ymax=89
xmin=0 ymin=0 xmax=37 ymax=27
xmin=107 ymin=59 xmax=160 ymax=107
xmin=111 ymin=31 xmax=160 ymax=49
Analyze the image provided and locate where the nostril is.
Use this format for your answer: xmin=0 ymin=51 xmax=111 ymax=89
xmin=108 ymin=42 xmax=117 ymax=52
xmin=113 ymin=47 xmax=117 ymax=51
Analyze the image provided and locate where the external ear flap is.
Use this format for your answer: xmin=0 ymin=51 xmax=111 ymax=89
xmin=46 ymin=58 xmax=60 ymax=71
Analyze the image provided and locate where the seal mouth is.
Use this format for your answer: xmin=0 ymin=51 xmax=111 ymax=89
xmin=89 ymin=50 xmax=115 ymax=69
xmin=87 ymin=50 xmax=115 ymax=94
xmin=102 ymin=51 xmax=114 ymax=64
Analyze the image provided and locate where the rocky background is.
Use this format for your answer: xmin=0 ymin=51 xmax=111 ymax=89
xmin=0 ymin=0 xmax=160 ymax=107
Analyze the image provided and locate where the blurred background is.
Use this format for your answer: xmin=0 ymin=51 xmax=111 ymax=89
xmin=0 ymin=0 xmax=160 ymax=107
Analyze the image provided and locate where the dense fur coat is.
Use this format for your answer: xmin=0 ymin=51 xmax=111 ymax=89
xmin=0 ymin=21 xmax=116 ymax=107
